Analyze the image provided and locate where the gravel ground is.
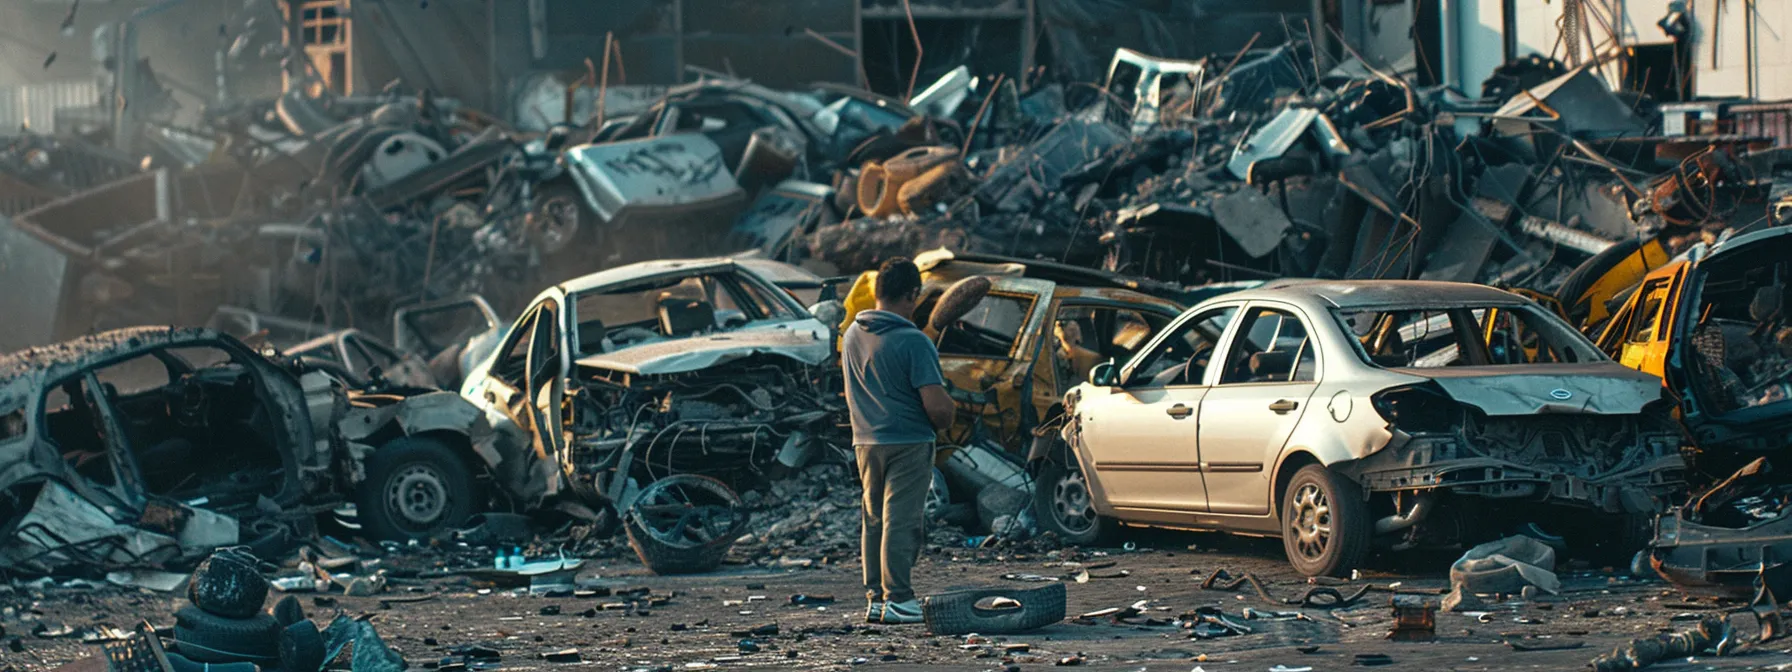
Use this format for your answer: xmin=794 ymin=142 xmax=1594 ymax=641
xmin=7 ymin=529 xmax=1792 ymax=671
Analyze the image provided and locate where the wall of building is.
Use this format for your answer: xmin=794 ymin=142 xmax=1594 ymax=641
xmin=1426 ymin=0 xmax=1790 ymax=101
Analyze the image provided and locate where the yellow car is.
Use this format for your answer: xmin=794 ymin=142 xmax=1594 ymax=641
xmin=841 ymin=249 xmax=1186 ymax=452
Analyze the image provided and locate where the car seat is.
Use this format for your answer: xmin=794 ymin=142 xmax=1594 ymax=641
xmin=1249 ymin=351 xmax=1295 ymax=382
xmin=577 ymin=320 xmax=607 ymax=353
xmin=658 ymin=298 xmax=715 ymax=337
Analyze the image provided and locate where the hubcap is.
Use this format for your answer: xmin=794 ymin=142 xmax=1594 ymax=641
xmin=1287 ymin=483 xmax=1333 ymax=560
xmin=387 ymin=464 xmax=450 ymax=532
xmin=533 ymin=196 xmax=581 ymax=254
xmin=1052 ymin=470 xmax=1097 ymax=535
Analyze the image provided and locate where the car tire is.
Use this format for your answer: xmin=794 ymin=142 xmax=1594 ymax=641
xmin=356 ymin=436 xmax=481 ymax=542
xmin=1280 ymin=464 xmax=1371 ymax=578
xmin=531 ymin=181 xmax=592 ymax=257
xmin=278 ymin=620 xmax=327 ymax=672
xmin=172 ymin=605 xmax=281 ymax=664
xmin=1032 ymin=456 xmax=1109 ymax=545
xmin=624 ymin=475 xmax=751 ymax=575
xmin=186 ymin=550 xmax=268 ymax=619
xmin=922 ymin=582 xmax=1066 ymax=636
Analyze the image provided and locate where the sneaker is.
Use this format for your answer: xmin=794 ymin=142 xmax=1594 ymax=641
xmin=881 ymin=599 xmax=923 ymax=624
xmin=865 ymin=601 xmax=884 ymax=623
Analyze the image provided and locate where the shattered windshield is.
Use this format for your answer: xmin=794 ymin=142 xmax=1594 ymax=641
xmin=570 ymin=271 xmax=803 ymax=355
xmin=1335 ymin=305 xmax=1603 ymax=368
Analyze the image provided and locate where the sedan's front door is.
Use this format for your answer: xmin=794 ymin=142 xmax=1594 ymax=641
xmin=1197 ymin=305 xmax=1320 ymax=515
xmin=1079 ymin=306 xmax=1237 ymax=513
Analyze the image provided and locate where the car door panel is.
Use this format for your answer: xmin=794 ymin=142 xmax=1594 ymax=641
xmin=1080 ymin=385 xmax=1209 ymax=512
xmin=1078 ymin=304 xmax=1239 ymax=514
xmin=936 ymin=277 xmax=1056 ymax=447
xmin=1197 ymin=304 xmax=1321 ymax=516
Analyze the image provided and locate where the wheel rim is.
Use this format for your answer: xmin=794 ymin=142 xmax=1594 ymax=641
xmin=386 ymin=464 xmax=450 ymax=533
xmin=533 ymin=196 xmax=581 ymax=254
xmin=1287 ymin=483 xmax=1333 ymax=561
xmin=1051 ymin=470 xmax=1097 ymax=535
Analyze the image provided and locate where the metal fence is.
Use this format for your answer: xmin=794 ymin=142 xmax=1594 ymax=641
xmin=0 ymin=80 xmax=100 ymax=135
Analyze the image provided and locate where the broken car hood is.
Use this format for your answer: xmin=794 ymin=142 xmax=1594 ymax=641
xmin=1398 ymin=364 xmax=1662 ymax=416
xmin=576 ymin=320 xmax=831 ymax=376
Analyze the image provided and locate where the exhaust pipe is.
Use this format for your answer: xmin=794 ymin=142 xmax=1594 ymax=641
xmin=1375 ymin=493 xmax=1436 ymax=535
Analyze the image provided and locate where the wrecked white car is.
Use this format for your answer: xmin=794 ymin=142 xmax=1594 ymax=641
xmin=1048 ymin=280 xmax=1687 ymax=577
xmin=0 ymin=327 xmax=527 ymax=575
xmin=459 ymin=258 xmax=844 ymax=520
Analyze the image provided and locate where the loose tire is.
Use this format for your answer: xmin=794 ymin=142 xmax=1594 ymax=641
xmin=625 ymin=475 xmax=750 ymax=575
xmin=172 ymin=605 xmax=281 ymax=664
xmin=531 ymin=181 xmax=593 ymax=257
xmin=186 ymin=550 xmax=268 ymax=619
xmin=1032 ymin=456 xmax=1108 ymax=545
xmin=855 ymin=162 xmax=899 ymax=217
xmin=356 ymin=436 xmax=481 ymax=542
xmin=1280 ymin=464 xmax=1371 ymax=578
xmin=923 ymin=582 xmax=1066 ymax=635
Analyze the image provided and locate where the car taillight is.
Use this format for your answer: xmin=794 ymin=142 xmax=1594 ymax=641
xmin=1370 ymin=383 xmax=1458 ymax=434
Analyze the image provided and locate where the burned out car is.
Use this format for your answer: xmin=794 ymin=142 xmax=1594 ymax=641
xmin=1049 ymin=280 xmax=1687 ymax=577
xmin=458 ymin=258 xmax=843 ymax=517
xmin=841 ymin=248 xmax=1186 ymax=452
xmin=0 ymin=327 xmax=518 ymax=575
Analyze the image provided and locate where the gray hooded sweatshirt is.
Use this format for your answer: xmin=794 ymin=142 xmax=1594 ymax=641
xmin=842 ymin=309 xmax=945 ymax=445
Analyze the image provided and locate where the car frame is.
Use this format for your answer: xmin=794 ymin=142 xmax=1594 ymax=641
xmin=457 ymin=257 xmax=842 ymax=516
xmin=1047 ymin=280 xmax=1687 ymax=576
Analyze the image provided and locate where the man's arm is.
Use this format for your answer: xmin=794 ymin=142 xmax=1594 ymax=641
xmin=918 ymin=384 xmax=955 ymax=431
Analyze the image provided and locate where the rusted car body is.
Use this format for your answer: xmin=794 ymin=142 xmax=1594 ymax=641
xmin=1052 ymin=280 xmax=1686 ymax=576
xmin=840 ymin=249 xmax=1186 ymax=451
xmin=0 ymin=327 xmax=524 ymax=574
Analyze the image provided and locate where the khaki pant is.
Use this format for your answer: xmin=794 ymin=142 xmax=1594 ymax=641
xmin=856 ymin=442 xmax=932 ymax=603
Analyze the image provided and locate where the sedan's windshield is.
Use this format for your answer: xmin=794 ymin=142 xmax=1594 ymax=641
xmin=1334 ymin=304 xmax=1604 ymax=368
xmin=571 ymin=271 xmax=801 ymax=356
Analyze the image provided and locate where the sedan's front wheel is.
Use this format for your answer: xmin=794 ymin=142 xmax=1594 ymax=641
xmin=1032 ymin=457 xmax=1109 ymax=545
xmin=1280 ymin=464 xmax=1371 ymax=578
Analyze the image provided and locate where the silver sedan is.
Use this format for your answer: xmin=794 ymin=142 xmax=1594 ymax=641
xmin=1035 ymin=280 xmax=1686 ymax=576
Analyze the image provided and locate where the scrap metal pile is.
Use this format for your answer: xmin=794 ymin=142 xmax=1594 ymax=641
xmin=6 ymin=23 xmax=1792 ymax=605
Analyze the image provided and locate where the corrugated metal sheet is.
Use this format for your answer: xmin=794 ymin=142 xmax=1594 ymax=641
xmin=0 ymin=80 xmax=99 ymax=135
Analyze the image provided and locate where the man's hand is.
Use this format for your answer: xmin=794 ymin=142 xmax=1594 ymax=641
xmin=918 ymin=384 xmax=954 ymax=431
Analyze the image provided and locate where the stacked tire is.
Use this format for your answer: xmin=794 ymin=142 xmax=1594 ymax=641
xmin=173 ymin=549 xmax=326 ymax=672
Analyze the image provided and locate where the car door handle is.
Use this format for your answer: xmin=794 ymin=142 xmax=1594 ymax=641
xmin=1268 ymin=399 xmax=1299 ymax=413
xmin=1165 ymin=404 xmax=1193 ymax=419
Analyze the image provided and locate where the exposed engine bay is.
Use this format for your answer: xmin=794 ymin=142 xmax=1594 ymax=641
xmin=572 ymin=354 xmax=847 ymax=506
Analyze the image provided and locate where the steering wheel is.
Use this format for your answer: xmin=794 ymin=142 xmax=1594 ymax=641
xmin=1182 ymin=345 xmax=1213 ymax=386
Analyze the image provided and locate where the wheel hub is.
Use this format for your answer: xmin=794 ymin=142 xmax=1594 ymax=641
xmin=1287 ymin=483 xmax=1332 ymax=560
xmin=1052 ymin=471 xmax=1096 ymax=534
xmin=387 ymin=464 xmax=449 ymax=530
xmin=533 ymin=197 xmax=581 ymax=254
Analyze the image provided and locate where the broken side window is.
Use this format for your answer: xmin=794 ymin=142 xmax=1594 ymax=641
xmin=938 ymin=294 xmax=1034 ymax=358
xmin=491 ymin=311 xmax=539 ymax=388
xmin=1129 ymin=307 xmax=1237 ymax=387
xmin=1218 ymin=308 xmax=1314 ymax=384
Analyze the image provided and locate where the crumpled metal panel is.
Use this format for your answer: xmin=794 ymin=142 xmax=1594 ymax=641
xmin=0 ymin=481 xmax=184 ymax=574
xmin=563 ymin=134 xmax=743 ymax=223
xmin=575 ymin=320 xmax=832 ymax=376
xmin=1415 ymin=363 xmax=1663 ymax=416
xmin=1226 ymin=107 xmax=1350 ymax=180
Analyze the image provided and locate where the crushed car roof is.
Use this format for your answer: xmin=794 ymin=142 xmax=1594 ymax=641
xmin=1228 ymin=279 xmax=1527 ymax=310
xmin=0 ymin=326 xmax=233 ymax=384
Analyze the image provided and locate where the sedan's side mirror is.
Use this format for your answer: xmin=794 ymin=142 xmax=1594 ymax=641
xmin=1089 ymin=359 xmax=1120 ymax=387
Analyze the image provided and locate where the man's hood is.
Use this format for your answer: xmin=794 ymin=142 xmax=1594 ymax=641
xmin=854 ymin=309 xmax=919 ymax=335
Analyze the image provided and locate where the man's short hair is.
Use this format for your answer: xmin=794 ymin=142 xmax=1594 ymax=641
xmin=875 ymin=257 xmax=924 ymax=303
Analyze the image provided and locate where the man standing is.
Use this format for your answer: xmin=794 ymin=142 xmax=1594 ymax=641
xmin=842 ymin=257 xmax=955 ymax=625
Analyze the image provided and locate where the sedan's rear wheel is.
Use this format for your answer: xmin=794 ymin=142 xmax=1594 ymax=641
xmin=1280 ymin=464 xmax=1371 ymax=578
